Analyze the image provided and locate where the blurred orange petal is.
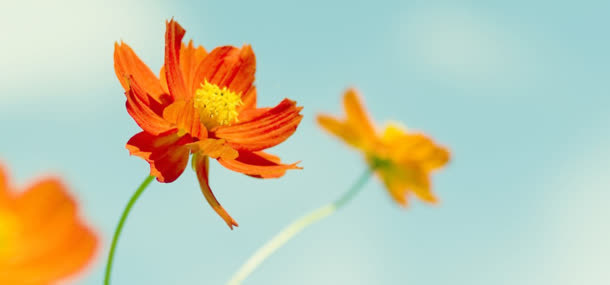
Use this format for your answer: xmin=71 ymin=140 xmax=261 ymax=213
xmin=317 ymin=88 xmax=449 ymax=206
xmin=0 ymin=162 xmax=98 ymax=284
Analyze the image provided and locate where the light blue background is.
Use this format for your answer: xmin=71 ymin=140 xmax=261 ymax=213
xmin=1 ymin=0 xmax=609 ymax=284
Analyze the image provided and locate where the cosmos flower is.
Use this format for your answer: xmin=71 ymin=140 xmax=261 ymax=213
xmin=0 ymin=162 xmax=98 ymax=284
xmin=317 ymin=88 xmax=450 ymax=206
xmin=114 ymin=19 xmax=303 ymax=228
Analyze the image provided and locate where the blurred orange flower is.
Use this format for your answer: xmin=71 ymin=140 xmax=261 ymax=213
xmin=114 ymin=19 xmax=303 ymax=228
xmin=0 ymin=163 xmax=98 ymax=284
xmin=317 ymin=88 xmax=450 ymax=206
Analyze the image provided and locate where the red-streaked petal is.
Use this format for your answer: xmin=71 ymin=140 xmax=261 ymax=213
xmin=191 ymin=45 xmax=256 ymax=96
xmin=237 ymin=106 xmax=269 ymax=122
xmin=164 ymin=19 xmax=189 ymax=101
xmin=192 ymin=153 xmax=238 ymax=229
xmin=126 ymin=130 xmax=192 ymax=183
xmin=217 ymin=151 xmax=301 ymax=178
xmin=160 ymin=40 xmax=209 ymax=96
xmin=162 ymin=100 xmax=207 ymax=140
xmin=114 ymin=41 xmax=165 ymax=101
xmin=213 ymin=99 xmax=303 ymax=151
xmin=126 ymin=76 xmax=173 ymax=134
xmin=181 ymin=40 xmax=208 ymax=95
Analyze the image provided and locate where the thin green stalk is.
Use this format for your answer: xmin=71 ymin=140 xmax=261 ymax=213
xmin=226 ymin=169 xmax=373 ymax=285
xmin=104 ymin=175 xmax=155 ymax=285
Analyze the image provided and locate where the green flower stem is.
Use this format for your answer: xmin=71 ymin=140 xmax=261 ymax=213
xmin=104 ymin=175 xmax=155 ymax=285
xmin=226 ymin=169 xmax=374 ymax=285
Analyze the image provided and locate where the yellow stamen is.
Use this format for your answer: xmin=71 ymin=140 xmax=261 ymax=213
xmin=194 ymin=80 xmax=243 ymax=128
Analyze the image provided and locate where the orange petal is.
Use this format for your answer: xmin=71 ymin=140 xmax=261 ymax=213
xmin=187 ymin=139 xmax=238 ymax=160
xmin=162 ymin=100 xmax=208 ymax=140
xmin=382 ymin=126 xmax=450 ymax=172
xmin=181 ymin=40 xmax=208 ymax=95
xmin=317 ymin=114 xmax=363 ymax=149
xmin=164 ymin=19 xmax=189 ymax=101
xmin=213 ymin=99 xmax=303 ymax=151
xmin=0 ymin=164 xmax=9 ymax=204
xmin=217 ymin=150 xmax=301 ymax=178
xmin=191 ymin=45 xmax=256 ymax=96
xmin=343 ymin=88 xmax=376 ymax=138
xmin=377 ymin=168 xmax=409 ymax=207
xmin=192 ymin=153 xmax=238 ymax=229
xmin=126 ymin=129 xmax=192 ymax=182
xmin=238 ymin=86 xmax=257 ymax=113
xmin=125 ymin=75 xmax=173 ymax=135
xmin=408 ymin=169 xmax=438 ymax=204
xmin=114 ymin=41 xmax=165 ymax=101
xmin=0 ymin=178 xmax=98 ymax=284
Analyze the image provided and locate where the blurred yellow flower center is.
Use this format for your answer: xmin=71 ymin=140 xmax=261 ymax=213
xmin=0 ymin=210 xmax=20 ymax=257
xmin=194 ymin=81 xmax=243 ymax=128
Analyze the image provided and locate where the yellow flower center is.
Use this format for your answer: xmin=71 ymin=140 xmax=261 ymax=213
xmin=193 ymin=81 xmax=243 ymax=128
xmin=0 ymin=210 xmax=20 ymax=257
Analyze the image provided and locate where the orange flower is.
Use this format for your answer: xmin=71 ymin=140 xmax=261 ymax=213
xmin=317 ymin=88 xmax=450 ymax=206
xmin=114 ymin=19 xmax=303 ymax=229
xmin=0 ymin=162 xmax=98 ymax=284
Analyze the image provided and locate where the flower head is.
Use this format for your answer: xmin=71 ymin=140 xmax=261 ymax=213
xmin=0 ymin=162 xmax=98 ymax=284
xmin=317 ymin=88 xmax=450 ymax=206
xmin=114 ymin=19 xmax=303 ymax=228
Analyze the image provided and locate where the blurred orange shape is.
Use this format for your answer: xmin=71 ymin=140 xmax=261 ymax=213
xmin=0 ymin=162 xmax=98 ymax=284
xmin=317 ymin=88 xmax=450 ymax=206
xmin=114 ymin=19 xmax=303 ymax=229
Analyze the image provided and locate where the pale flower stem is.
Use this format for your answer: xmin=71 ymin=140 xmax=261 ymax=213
xmin=226 ymin=169 xmax=374 ymax=285
xmin=104 ymin=175 xmax=155 ymax=285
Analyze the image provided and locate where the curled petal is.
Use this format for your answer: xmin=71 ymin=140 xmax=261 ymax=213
xmin=114 ymin=42 xmax=165 ymax=101
xmin=191 ymin=45 xmax=256 ymax=95
xmin=125 ymin=76 xmax=173 ymax=134
xmin=213 ymin=99 xmax=303 ymax=151
xmin=192 ymin=154 xmax=238 ymax=229
xmin=164 ymin=19 xmax=189 ymax=100
xmin=126 ymin=130 xmax=192 ymax=183
xmin=218 ymin=151 xmax=301 ymax=178
xmin=162 ymin=100 xmax=207 ymax=140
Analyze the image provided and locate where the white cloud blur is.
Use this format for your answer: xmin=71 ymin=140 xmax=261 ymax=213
xmin=538 ymin=140 xmax=610 ymax=284
xmin=0 ymin=0 xmax=168 ymax=101
xmin=397 ymin=6 xmax=539 ymax=90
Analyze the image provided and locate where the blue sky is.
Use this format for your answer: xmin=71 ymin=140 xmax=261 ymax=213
xmin=1 ymin=0 xmax=609 ymax=284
